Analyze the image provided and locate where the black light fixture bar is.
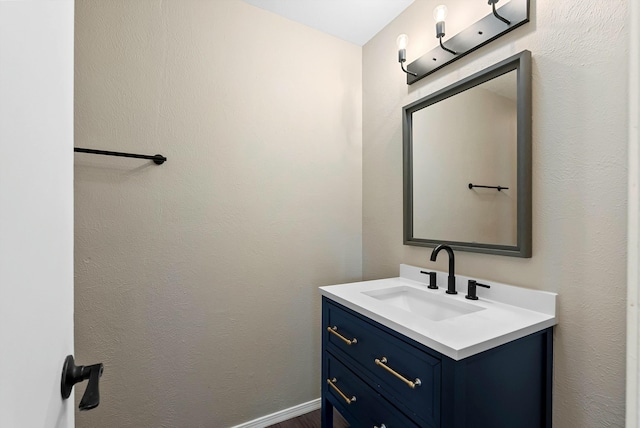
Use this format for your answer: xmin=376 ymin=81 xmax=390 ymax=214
xmin=74 ymin=147 xmax=167 ymax=165
xmin=406 ymin=0 xmax=529 ymax=85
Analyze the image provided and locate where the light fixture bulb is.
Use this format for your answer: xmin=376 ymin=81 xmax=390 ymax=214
xmin=396 ymin=34 xmax=409 ymax=50
xmin=433 ymin=5 xmax=448 ymax=22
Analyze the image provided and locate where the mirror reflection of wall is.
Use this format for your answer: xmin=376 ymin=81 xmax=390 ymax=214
xmin=412 ymin=70 xmax=518 ymax=246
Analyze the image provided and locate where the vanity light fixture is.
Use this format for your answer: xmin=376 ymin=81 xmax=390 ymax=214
xmin=488 ymin=0 xmax=510 ymax=25
xmin=397 ymin=34 xmax=418 ymax=76
xmin=399 ymin=0 xmax=530 ymax=85
xmin=433 ymin=5 xmax=457 ymax=55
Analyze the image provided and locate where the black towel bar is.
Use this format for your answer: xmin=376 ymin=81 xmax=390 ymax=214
xmin=74 ymin=148 xmax=166 ymax=165
xmin=468 ymin=183 xmax=508 ymax=191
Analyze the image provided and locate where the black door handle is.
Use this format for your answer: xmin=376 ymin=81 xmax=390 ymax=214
xmin=61 ymin=355 xmax=104 ymax=411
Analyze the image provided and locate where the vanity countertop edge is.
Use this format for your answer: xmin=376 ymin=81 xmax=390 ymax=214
xmin=319 ymin=264 xmax=557 ymax=361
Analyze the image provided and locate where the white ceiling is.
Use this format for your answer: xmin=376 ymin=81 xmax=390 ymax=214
xmin=242 ymin=0 xmax=415 ymax=46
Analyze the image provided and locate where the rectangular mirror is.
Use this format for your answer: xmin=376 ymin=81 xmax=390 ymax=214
xmin=403 ymin=50 xmax=531 ymax=257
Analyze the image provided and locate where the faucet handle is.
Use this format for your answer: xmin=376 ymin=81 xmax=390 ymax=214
xmin=420 ymin=271 xmax=438 ymax=289
xmin=466 ymin=279 xmax=490 ymax=300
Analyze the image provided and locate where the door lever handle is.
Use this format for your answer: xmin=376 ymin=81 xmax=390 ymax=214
xmin=61 ymin=355 xmax=104 ymax=411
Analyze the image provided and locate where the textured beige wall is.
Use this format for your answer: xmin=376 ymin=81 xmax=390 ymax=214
xmin=74 ymin=1 xmax=362 ymax=426
xmin=363 ymin=0 xmax=627 ymax=426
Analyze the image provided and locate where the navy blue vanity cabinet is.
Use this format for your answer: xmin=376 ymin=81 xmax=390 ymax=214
xmin=321 ymin=297 xmax=553 ymax=428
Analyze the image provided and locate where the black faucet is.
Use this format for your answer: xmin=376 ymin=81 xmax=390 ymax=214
xmin=430 ymin=244 xmax=457 ymax=294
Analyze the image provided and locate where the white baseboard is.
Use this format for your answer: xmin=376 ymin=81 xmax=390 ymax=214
xmin=230 ymin=398 xmax=321 ymax=428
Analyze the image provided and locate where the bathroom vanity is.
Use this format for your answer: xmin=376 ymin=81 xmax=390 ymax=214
xmin=320 ymin=264 xmax=556 ymax=428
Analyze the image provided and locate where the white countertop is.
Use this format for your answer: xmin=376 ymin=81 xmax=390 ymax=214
xmin=319 ymin=264 xmax=557 ymax=360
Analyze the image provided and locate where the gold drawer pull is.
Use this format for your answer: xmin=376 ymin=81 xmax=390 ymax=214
xmin=327 ymin=326 xmax=358 ymax=345
xmin=374 ymin=357 xmax=422 ymax=389
xmin=327 ymin=378 xmax=356 ymax=404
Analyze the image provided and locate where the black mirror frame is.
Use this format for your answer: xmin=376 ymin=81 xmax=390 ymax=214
xmin=403 ymin=50 xmax=532 ymax=258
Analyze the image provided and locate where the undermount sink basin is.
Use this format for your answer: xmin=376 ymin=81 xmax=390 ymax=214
xmin=363 ymin=285 xmax=485 ymax=321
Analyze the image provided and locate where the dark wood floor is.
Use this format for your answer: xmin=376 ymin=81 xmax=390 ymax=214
xmin=266 ymin=409 xmax=349 ymax=428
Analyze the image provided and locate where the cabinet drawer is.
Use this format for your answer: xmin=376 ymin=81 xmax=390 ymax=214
xmin=325 ymin=352 xmax=421 ymax=428
xmin=324 ymin=300 xmax=441 ymax=427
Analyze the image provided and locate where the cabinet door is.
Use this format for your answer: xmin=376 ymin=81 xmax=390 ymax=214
xmin=440 ymin=328 xmax=553 ymax=428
